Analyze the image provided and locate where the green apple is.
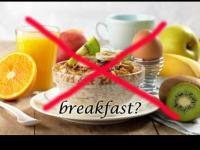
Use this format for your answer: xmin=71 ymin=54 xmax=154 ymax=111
xmin=159 ymin=24 xmax=200 ymax=61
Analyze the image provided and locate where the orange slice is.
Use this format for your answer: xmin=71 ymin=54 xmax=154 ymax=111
xmin=0 ymin=52 xmax=37 ymax=100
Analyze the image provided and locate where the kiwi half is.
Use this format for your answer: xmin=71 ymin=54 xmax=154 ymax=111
xmin=166 ymin=82 xmax=200 ymax=122
xmin=159 ymin=75 xmax=200 ymax=102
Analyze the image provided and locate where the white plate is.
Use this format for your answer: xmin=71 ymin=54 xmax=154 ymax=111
xmin=30 ymin=87 xmax=160 ymax=125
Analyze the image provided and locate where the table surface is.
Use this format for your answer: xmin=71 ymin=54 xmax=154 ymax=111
xmin=0 ymin=41 xmax=182 ymax=135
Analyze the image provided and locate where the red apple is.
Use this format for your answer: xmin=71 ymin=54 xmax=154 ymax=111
xmin=57 ymin=29 xmax=87 ymax=62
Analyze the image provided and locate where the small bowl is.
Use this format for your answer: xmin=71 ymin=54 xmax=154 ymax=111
xmin=53 ymin=61 xmax=145 ymax=107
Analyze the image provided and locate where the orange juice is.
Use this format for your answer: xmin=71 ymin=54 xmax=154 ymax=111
xmin=16 ymin=26 xmax=59 ymax=91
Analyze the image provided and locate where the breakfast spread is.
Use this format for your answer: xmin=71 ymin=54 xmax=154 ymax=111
xmin=0 ymin=14 xmax=200 ymax=124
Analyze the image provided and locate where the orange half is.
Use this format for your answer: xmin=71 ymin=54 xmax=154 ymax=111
xmin=0 ymin=52 xmax=37 ymax=100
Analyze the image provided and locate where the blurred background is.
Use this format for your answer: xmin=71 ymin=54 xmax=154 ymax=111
xmin=0 ymin=2 xmax=199 ymax=40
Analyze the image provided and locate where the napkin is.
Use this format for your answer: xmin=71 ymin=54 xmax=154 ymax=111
xmin=151 ymin=111 xmax=200 ymax=135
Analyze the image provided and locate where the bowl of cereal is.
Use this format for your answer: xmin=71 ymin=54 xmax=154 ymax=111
xmin=53 ymin=50 xmax=145 ymax=107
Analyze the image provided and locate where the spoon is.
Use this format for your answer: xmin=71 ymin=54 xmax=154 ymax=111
xmin=0 ymin=101 xmax=39 ymax=126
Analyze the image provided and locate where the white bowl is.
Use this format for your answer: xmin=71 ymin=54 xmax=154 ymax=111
xmin=53 ymin=61 xmax=145 ymax=106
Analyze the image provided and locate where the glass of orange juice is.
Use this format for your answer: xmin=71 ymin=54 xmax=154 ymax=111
xmin=16 ymin=26 xmax=60 ymax=91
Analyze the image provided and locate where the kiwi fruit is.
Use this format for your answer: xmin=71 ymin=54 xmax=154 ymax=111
xmin=67 ymin=37 xmax=100 ymax=66
xmin=166 ymin=82 xmax=200 ymax=122
xmin=159 ymin=75 xmax=200 ymax=102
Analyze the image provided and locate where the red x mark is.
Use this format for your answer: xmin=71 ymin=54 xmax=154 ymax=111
xmin=26 ymin=16 xmax=180 ymax=121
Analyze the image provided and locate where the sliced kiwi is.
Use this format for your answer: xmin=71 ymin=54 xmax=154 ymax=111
xmin=67 ymin=37 xmax=100 ymax=66
xmin=166 ymin=82 xmax=200 ymax=122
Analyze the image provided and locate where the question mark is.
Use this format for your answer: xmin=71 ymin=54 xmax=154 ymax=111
xmin=135 ymin=102 xmax=141 ymax=114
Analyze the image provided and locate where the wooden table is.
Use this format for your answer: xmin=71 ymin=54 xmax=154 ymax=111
xmin=0 ymin=41 xmax=182 ymax=135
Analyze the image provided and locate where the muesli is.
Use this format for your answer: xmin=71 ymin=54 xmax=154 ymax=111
xmin=53 ymin=50 xmax=145 ymax=106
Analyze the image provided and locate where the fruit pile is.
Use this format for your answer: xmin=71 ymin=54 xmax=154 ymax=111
xmin=158 ymin=25 xmax=200 ymax=122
